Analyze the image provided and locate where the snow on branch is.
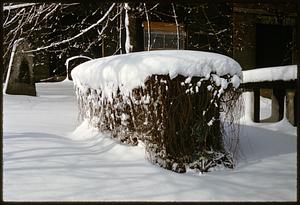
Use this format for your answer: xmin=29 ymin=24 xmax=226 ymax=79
xmin=3 ymin=3 xmax=37 ymax=11
xmin=24 ymin=3 xmax=116 ymax=53
xmin=41 ymin=4 xmax=60 ymax=22
xmin=65 ymin=55 xmax=93 ymax=67
xmin=65 ymin=55 xmax=93 ymax=80
xmin=3 ymin=8 xmax=26 ymax=28
xmin=3 ymin=3 xmax=62 ymax=58
xmin=148 ymin=3 xmax=159 ymax=12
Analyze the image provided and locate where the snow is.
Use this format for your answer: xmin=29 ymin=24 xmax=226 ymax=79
xmin=260 ymin=95 xmax=272 ymax=119
xmin=3 ymin=80 xmax=296 ymax=201
xmin=243 ymin=65 xmax=297 ymax=83
xmin=71 ymin=50 xmax=243 ymax=100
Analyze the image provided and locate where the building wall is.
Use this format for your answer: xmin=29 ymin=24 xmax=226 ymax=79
xmin=233 ymin=3 xmax=297 ymax=70
xmin=233 ymin=11 xmax=256 ymax=70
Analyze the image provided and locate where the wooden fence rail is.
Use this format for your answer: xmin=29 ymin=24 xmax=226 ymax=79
xmin=240 ymin=78 xmax=297 ymax=125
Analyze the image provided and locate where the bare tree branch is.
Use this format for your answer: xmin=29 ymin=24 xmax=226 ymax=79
xmin=24 ymin=3 xmax=116 ymax=53
xmin=3 ymin=3 xmax=37 ymax=11
xmin=3 ymin=8 xmax=25 ymax=28
xmin=202 ymin=6 xmax=224 ymax=48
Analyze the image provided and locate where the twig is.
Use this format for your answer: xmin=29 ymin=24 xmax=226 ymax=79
xmin=24 ymin=3 xmax=116 ymax=53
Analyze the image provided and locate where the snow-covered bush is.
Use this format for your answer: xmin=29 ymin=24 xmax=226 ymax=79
xmin=72 ymin=50 xmax=243 ymax=173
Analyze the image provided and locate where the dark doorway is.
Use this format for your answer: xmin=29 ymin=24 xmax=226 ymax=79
xmin=256 ymin=24 xmax=293 ymax=68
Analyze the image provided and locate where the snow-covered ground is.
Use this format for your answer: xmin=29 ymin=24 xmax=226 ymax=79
xmin=3 ymin=80 xmax=297 ymax=201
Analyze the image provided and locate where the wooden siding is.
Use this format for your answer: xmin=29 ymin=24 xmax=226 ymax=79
xmin=143 ymin=21 xmax=185 ymax=33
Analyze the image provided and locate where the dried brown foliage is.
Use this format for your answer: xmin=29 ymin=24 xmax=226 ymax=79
xmin=75 ymin=73 xmax=241 ymax=173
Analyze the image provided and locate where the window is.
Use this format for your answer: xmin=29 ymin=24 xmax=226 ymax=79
xmin=143 ymin=22 xmax=186 ymax=50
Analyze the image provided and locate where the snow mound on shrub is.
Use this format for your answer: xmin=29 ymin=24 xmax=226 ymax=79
xmin=71 ymin=50 xmax=242 ymax=98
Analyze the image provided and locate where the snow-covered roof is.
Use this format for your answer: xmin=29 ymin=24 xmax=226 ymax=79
xmin=243 ymin=65 xmax=297 ymax=83
xmin=71 ymin=50 xmax=242 ymax=97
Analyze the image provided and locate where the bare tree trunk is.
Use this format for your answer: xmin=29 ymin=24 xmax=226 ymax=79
xmin=119 ymin=4 xmax=123 ymax=54
xmin=172 ymin=3 xmax=180 ymax=50
xmin=124 ymin=3 xmax=144 ymax=53
xmin=144 ymin=3 xmax=151 ymax=51
xmin=124 ymin=3 xmax=132 ymax=53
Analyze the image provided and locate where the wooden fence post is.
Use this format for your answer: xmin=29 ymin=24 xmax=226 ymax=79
xmin=272 ymin=87 xmax=285 ymax=121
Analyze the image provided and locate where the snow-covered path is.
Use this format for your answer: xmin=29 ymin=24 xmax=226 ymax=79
xmin=3 ymin=81 xmax=297 ymax=201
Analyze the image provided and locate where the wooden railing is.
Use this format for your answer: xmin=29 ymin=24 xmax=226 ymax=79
xmin=240 ymin=65 xmax=298 ymax=125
